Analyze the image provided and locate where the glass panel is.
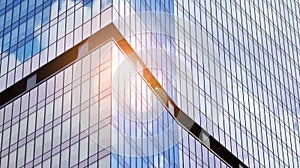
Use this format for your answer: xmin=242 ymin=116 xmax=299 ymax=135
xmin=19 ymin=117 xmax=28 ymax=140
xmin=45 ymin=102 xmax=54 ymax=124
xmin=70 ymin=142 xmax=79 ymax=167
xmin=2 ymin=128 xmax=10 ymax=149
xmin=80 ymin=137 xmax=89 ymax=161
xmin=62 ymin=119 xmax=70 ymax=142
xmin=54 ymin=96 xmax=62 ymax=119
xmin=84 ymin=2 xmax=92 ymax=22
xmin=71 ymin=114 xmax=79 ymax=137
xmin=41 ymin=30 xmax=49 ymax=50
xmin=35 ymin=135 xmax=43 ymax=158
xmin=49 ymin=24 xmax=58 ymax=45
xmin=50 ymin=1 xmax=59 ymax=20
xmin=26 ymin=17 xmax=34 ymax=36
xmin=28 ymin=112 xmax=36 ymax=135
xmin=61 ymin=148 xmax=69 ymax=167
xmin=99 ymin=96 xmax=111 ymax=120
xmin=99 ymin=153 xmax=110 ymax=167
xmin=66 ymin=13 xmax=74 ymax=34
xmin=99 ymin=124 xmax=110 ymax=149
xmin=26 ymin=141 xmax=34 ymax=163
xmin=25 ymin=40 xmax=33 ymax=60
xmin=52 ymin=153 xmax=60 ymax=168
xmin=75 ymin=8 xmax=83 ymax=28
xmin=63 ymin=91 xmax=71 ymax=113
xmin=58 ymin=19 xmax=66 ymax=39
xmin=9 ymin=151 xmax=17 ymax=167
xmin=100 ymin=67 xmax=111 ymax=92
xmin=17 ymin=146 xmax=25 ymax=167
xmin=43 ymin=6 xmax=50 ymax=24
xmin=43 ymin=129 xmax=52 ymax=152
xmin=33 ymin=35 xmax=41 ymax=56
xmin=52 ymin=124 xmax=61 ymax=147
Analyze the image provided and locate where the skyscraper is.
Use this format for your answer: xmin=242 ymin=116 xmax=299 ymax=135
xmin=0 ymin=0 xmax=299 ymax=167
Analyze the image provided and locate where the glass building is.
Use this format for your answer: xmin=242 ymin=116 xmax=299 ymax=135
xmin=0 ymin=0 xmax=299 ymax=167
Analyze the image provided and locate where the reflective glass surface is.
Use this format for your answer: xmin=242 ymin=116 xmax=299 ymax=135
xmin=0 ymin=0 xmax=299 ymax=167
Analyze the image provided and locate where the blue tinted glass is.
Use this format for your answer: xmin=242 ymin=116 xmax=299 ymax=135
xmin=111 ymin=154 xmax=118 ymax=167
xmin=41 ymin=30 xmax=49 ymax=50
xmin=0 ymin=37 xmax=2 ymax=53
xmin=33 ymin=36 xmax=41 ymax=56
xmin=18 ymin=22 xmax=26 ymax=42
xmin=13 ymin=4 xmax=20 ymax=23
xmin=36 ymin=0 xmax=43 ymax=7
xmin=24 ymin=40 xmax=32 ymax=60
xmin=6 ymin=0 xmax=13 ymax=5
xmin=84 ymin=2 xmax=92 ymax=22
xmin=101 ymin=0 xmax=112 ymax=10
xmin=28 ymin=0 xmax=35 ymax=12
xmin=58 ymin=0 xmax=64 ymax=11
xmin=26 ymin=17 xmax=34 ymax=36
xmin=11 ymin=27 xmax=18 ymax=46
xmin=17 ymin=45 xmax=24 ymax=62
xmin=35 ymin=11 xmax=42 ymax=30
xmin=43 ymin=6 xmax=50 ymax=23
xmin=0 ymin=0 xmax=5 ymax=10
xmin=5 ymin=9 xmax=12 ymax=28
xmin=0 ymin=15 xmax=4 ymax=32
xmin=20 ymin=0 xmax=28 ymax=18
xmin=3 ymin=32 xmax=10 ymax=52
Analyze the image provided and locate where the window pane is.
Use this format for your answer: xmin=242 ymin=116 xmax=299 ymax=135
xmin=62 ymin=119 xmax=70 ymax=142
xmin=80 ymin=137 xmax=88 ymax=161
xmin=70 ymin=142 xmax=78 ymax=166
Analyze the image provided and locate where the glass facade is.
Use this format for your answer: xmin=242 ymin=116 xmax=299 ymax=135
xmin=0 ymin=0 xmax=112 ymax=91
xmin=0 ymin=0 xmax=299 ymax=167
